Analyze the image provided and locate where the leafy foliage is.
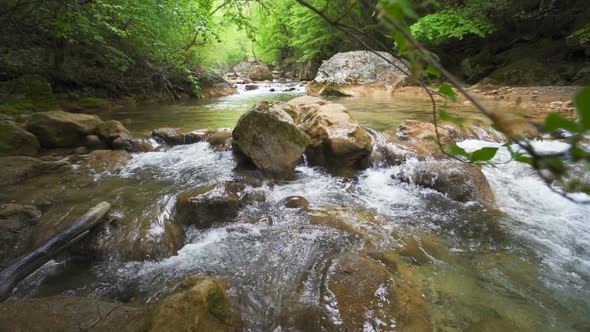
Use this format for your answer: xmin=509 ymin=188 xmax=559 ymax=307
xmin=569 ymin=25 xmax=590 ymax=46
xmin=410 ymin=9 xmax=495 ymax=43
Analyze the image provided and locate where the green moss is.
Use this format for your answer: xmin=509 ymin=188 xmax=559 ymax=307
xmin=206 ymin=287 xmax=233 ymax=323
xmin=7 ymin=75 xmax=58 ymax=112
xmin=0 ymin=100 xmax=35 ymax=115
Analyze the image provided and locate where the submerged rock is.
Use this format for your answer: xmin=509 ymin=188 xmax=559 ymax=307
xmin=0 ymin=120 xmax=40 ymax=156
xmin=0 ymin=275 xmax=236 ymax=331
xmin=25 ymin=111 xmax=104 ymax=148
xmin=323 ymin=252 xmax=432 ymax=331
xmin=0 ymin=203 xmax=41 ymax=267
xmin=0 ymin=156 xmax=71 ymax=186
xmin=287 ymin=96 xmax=373 ymax=174
xmin=71 ymin=208 xmax=185 ymax=262
xmin=308 ymin=51 xmax=408 ymax=97
xmin=386 ymin=120 xmax=456 ymax=160
xmin=0 ymin=296 xmax=145 ymax=332
xmin=400 ymin=161 xmax=497 ymax=209
xmin=175 ymin=182 xmax=244 ymax=227
xmin=87 ymin=150 xmax=131 ymax=172
xmin=232 ymin=101 xmax=310 ymax=178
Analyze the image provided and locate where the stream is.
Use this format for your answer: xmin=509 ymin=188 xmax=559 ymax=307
xmin=1 ymin=82 xmax=589 ymax=331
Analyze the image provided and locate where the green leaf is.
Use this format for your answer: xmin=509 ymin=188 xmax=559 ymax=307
xmin=448 ymin=144 xmax=469 ymax=157
xmin=575 ymin=85 xmax=590 ymax=131
xmin=469 ymin=147 xmax=498 ymax=162
xmin=544 ymin=113 xmax=580 ymax=133
xmin=439 ymin=109 xmax=463 ymax=128
xmin=438 ymin=84 xmax=457 ymax=102
xmin=426 ymin=64 xmax=440 ymax=78
xmin=514 ymin=154 xmax=534 ymax=165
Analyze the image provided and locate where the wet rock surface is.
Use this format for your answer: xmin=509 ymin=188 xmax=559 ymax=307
xmin=0 ymin=296 xmax=145 ymax=332
xmin=287 ymin=96 xmax=373 ymax=174
xmin=71 ymin=208 xmax=185 ymax=262
xmin=400 ymin=161 xmax=497 ymax=209
xmin=282 ymin=196 xmax=310 ymax=210
xmin=232 ymin=101 xmax=310 ymax=178
xmin=146 ymin=275 xmax=236 ymax=332
xmin=88 ymin=150 xmax=131 ymax=172
xmin=0 ymin=275 xmax=236 ymax=332
xmin=0 ymin=156 xmax=71 ymax=186
xmin=175 ymin=182 xmax=244 ymax=227
xmin=385 ymin=120 xmax=456 ymax=160
xmin=321 ymin=252 xmax=432 ymax=331
xmin=0 ymin=203 xmax=42 ymax=267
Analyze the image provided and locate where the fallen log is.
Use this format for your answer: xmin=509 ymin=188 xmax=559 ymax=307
xmin=0 ymin=202 xmax=111 ymax=301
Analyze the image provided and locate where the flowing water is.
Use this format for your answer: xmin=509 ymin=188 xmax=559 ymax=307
xmin=2 ymin=83 xmax=589 ymax=331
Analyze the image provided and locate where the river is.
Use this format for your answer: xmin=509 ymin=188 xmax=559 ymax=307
xmin=2 ymin=83 xmax=589 ymax=331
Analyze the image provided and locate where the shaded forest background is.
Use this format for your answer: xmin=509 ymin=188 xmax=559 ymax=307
xmin=1 ymin=0 xmax=588 ymax=99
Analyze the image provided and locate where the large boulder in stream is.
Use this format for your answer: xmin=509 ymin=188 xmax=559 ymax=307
xmin=0 ymin=120 xmax=40 ymax=156
xmin=25 ymin=111 xmax=104 ymax=148
xmin=308 ymin=51 xmax=409 ymax=97
xmin=399 ymin=161 xmax=497 ymax=210
xmin=232 ymin=101 xmax=311 ymax=178
xmin=232 ymin=97 xmax=372 ymax=177
xmin=287 ymin=96 xmax=373 ymax=175
xmin=24 ymin=111 xmax=148 ymax=152
xmin=248 ymin=63 xmax=273 ymax=81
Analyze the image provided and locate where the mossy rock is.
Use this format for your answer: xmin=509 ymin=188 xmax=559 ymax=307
xmin=4 ymin=75 xmax=59 ymax=112
xmin=0 ymin=120 xmax=40 ymax=156
xmin=25 ymin=111 xmax=104 ymax=148
xmin=147 ymin=276 xmax=236 ymax=331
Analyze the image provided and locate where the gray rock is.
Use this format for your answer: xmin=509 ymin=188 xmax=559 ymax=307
xmin=232 ymin=101 xmax=310 ymax=178
xmin=309 ymin=51 xmax=408 ymax=96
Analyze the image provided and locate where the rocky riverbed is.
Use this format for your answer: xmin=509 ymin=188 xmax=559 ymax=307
xmin=0 ymin=65 xmax=589 ymax=330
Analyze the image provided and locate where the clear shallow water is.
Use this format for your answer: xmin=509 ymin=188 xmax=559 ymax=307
xmin=95 ymin=82 xmax=494 ymax=135
xmin=2 ymin=86 xmax=589 ymax=331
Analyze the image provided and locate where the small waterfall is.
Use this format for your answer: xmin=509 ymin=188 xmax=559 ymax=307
xmin=235 ymin=82 xmax=307 ymax=95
